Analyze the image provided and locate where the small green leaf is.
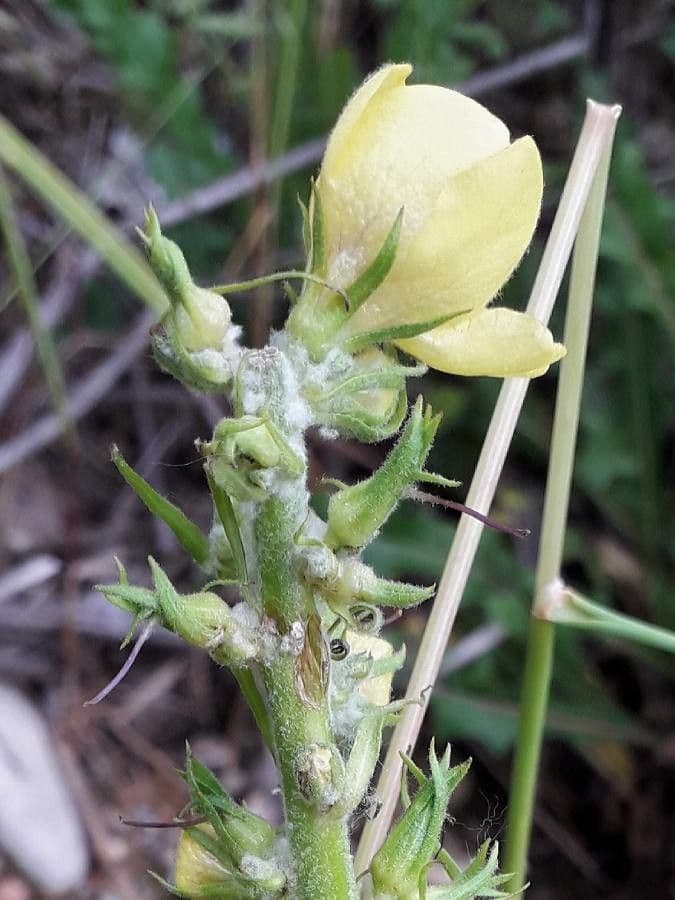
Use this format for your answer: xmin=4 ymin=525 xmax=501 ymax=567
xmin=320 ymin=360 xmax=427 ymax=401
xmin=206 ymin=470 xmax=247 ymax=583
xmin=417 ymin=471 xmax=462 ymax=490
xmin=111 ymin=447 xmax=210 ymax=565
xmin=432 ymin=840 xmax=512 ymax=899
xmin=345 ymin=207 xmax=403 ymax=312
xmin=309 ymin=180 xmax=327 ymax=276
xmin=341 ymin=310 xmax=468 ymax=353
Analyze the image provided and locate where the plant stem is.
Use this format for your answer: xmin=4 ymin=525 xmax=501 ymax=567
xmin=255 ymin=494 xmax=356 ymax=899
xmin=539 ymin=585 xmax=675 ymax=655
xmin=355 ymin=99 xmax=621 ymax=877
xmin=263 ymin=655 xmax=355 ymax=900
xmin=503 ymin=102 xmax=620 ymax=895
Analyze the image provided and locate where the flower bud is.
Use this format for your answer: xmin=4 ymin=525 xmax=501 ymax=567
xmin=308 ymin=347 xmax=424 ymax=443
xmin=174 ymin=827 xmax=239 ymax=896
xmin=205 ymin=416 xmax=304 ymax=503
xmin=308 ymin=555 xmax=434 ymax=612
xmin=173 ymin=750 xmax=286 ymax=896
xmin=97 ymin=559 xmax=259 ymax=666
xmin=370 ymin=743 xmax=470 ymax=897
xmin=142 ymin=207 xmax=232 ymax=352
xmin=325 ymin=397 xmax=440 ymax=549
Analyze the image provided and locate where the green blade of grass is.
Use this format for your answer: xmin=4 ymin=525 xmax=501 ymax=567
xmin=0 ymin=166 xmax=69 ymax=427
xmin=0 ymin=114 xmax=167 ymax=316
xmin=112 ymin=446 xmax=210 ymax=566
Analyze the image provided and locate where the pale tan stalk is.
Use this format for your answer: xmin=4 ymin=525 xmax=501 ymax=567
xmin=355 ymin=100 xmax=623 ymax=875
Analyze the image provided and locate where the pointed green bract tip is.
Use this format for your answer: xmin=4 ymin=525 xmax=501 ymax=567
xmin=370 ymin=741 xmax=471 ymax=897
xmin=324 ymin=397 xmax=442 ymax=550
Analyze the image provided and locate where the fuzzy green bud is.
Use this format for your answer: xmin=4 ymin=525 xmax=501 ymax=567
xmin=303 ymin=552 xmax=434 ymax=613
xmin=142 ymin=206 xmax=232 ymax=353
xmin=205 ymin=415 xmax=304 ymax=503
xmin=174 ymin=827 xmax=243 ymax=897
xmin=308 ymin=347 xmax=424 ymax=443
xmin=170 ymin=749 xmax=287 ymax=897
xmin=97 ymin=559 xmax=258 ymax=665
xmin=325 ymin=397 xmax=440 ymax=549
xmin=185 ymin=751 xmax=277 ymax=863
xmin=370 ymin=743 xmax=470 ymax=899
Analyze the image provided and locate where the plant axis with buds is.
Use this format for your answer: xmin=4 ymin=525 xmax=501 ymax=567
xmin=96 ymin=64 xmax=564 ymax=899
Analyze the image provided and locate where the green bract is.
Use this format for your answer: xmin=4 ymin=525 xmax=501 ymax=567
xmin=325 ymin=397 xmax=441 ymax=550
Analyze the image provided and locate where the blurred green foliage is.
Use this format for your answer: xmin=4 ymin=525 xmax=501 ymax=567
xmin=46 ymin=0 xmax=674 ymax=760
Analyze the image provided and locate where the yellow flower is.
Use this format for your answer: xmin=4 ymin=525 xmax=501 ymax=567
xmin=316 ymin=63 xmax=565 ymax=377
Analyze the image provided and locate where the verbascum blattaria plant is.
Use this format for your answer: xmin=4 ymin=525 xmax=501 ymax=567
xmin=96 ymin=64 xmax=565 ymax=899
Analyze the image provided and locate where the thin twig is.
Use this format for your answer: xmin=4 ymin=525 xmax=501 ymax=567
xmin=0 ymin=554 xmax=62 ymax=604
xmin=0 ymin=311 xmax=154 ymax=475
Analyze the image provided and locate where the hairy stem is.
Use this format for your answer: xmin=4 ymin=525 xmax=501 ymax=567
xmin=255 ymin=493 xmax=356 ymax=899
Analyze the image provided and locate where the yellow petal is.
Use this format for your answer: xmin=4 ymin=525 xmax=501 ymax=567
xmin=340 ymin=135 xmax=543 ymax=338
xmin=175 ymin=826 xmax=232 ymax=894
xmin=345 ymin=630 xmax=394 ymax=707
xmin=321 ymin=63 xmax=412 ymax=180
xmin=319 ymin=65 xmax=511 ymax=286
xmin=396 ymin=307 xmax=566 ymax=377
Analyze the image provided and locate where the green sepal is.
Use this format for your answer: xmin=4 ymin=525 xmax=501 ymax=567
xmin=147 ymin=559 xmax=256 ymax=661
xmin=213 ymin=415 xmax=304 ymax=477
xmin=345 ymin=208 xmax=403 ymax=312
xmin=354 ymin=574 xmax=435 ymax=610
xmin=140 ymin=205 xmax=192 ymax=301
xmin=308 ymin=350 xmax=426 ymax=443
xmin=111 ymin=446 xmax=210 ymax=566
xmin=319 ymin=359 xmax=427 ymax=401
xmin=318 ymin=385 xmax=408 ymax=443
xmin=150 ymin=870 xmax=265 ymax=899
xmin=205 ymin=468 xmax=248 ymax=583
xmin=309 ymin=553 xmax=434 ymax=612
xmin=417 ymin=471 xmax=462 ymax=490
xmin=98 ymin=559 xmax=257 ymax=663
xmin=152 ymin=322 xmax=233 ymax=393
xmin=340 ymin=310 xmax=469 ymax=354
xmin=370 ymin=742 xmax=471 ymax=898
xmin=325 ymin=397 xmax=441 ymax=550
xmin=307 ymin=179 xmax=326 ymax=276
xmin=97 ymin=562 xmax=156 ymax=618
xmin=185 ymin=747 xmax=277 ymax=865
xmin=298 ymin=193 xmax=310 ymax=259
xmin=429 ymin=842 xmax=512 ymax=899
